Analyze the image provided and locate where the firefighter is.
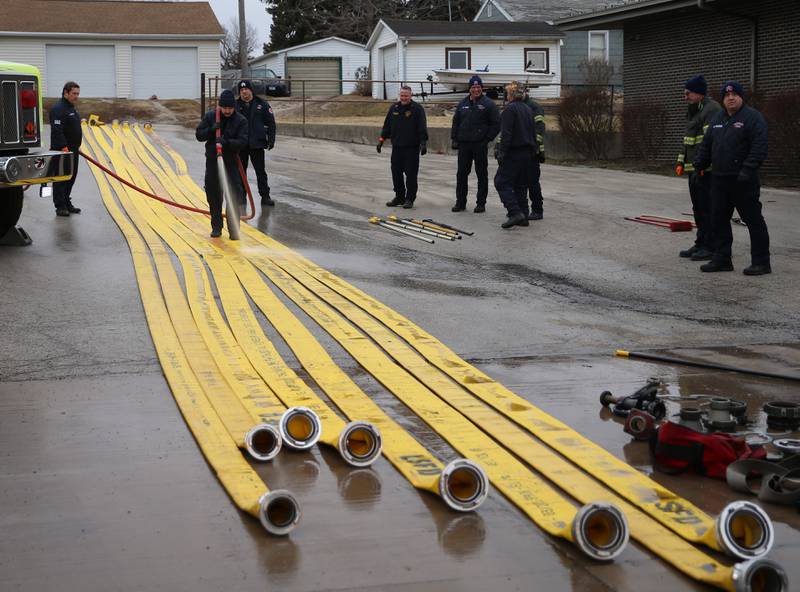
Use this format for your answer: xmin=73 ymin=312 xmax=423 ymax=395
xmin=235 ymin=80 xmax=276 ymax=206
xmin=493 ymin=81 xmax=534 ymax=229
xmin=676 ymin=75 xmax=721 ymax=261
xmin=450 ymin=75 xmax=500 ymax=213
xmin=49 ymin=81 xmax=82 ymax=217
xmin=523 ymin=88 xmax=546 ymax=220
xmin=377 ymin=86 xmax=428 ymax=209
xmin=195 ymin=90 xmax=248 ymax=237
xmin=693 ymin=81 xmax=770 ymax=275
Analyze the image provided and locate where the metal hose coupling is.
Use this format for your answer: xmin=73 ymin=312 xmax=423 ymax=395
xmin=338 ymin=421 xmax=383 ymax=467
xmin=279 ymin=407 xmax=322 ymax=451
xmin=438 ymin=459 xmax=489 ymax=512
xmin=732 ymin=558 xmax=789 ymax=592
xmin=571 ymin=502 xmax=629 ymax=561
xmin=244 ymin=423 xmax=282 ymax=462
xmin=258 ymin=490 xmax=301 ymax=536
xmin=716 ymin=501 xmax=774 ymax=559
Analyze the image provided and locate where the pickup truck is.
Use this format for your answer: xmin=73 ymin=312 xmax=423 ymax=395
xmin=1 ymin=60 xmax=73 ymax=244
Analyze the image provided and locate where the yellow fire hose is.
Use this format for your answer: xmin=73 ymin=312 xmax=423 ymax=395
xmin=124 ymin=123 xmax=489 ymax=510
xmin=80 ymin=124 xmax=300 ymax=535
xmin=101 ymin=124 xmax=788 ymax=588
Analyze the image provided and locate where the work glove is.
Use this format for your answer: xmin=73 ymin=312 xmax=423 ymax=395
xmin=267 ymin=138 xmax=275 ymax=151
xmin=675 ymin=164 xmax=684 ymax=176
xmin=420 ymin=143 xmax=427 ymax=156
xmin=537 ymin=152 xmax=546 ymax=164
xmin=451 ymin=140 xmax=459 ymax=150
xmin=496 ymin=151 xmax=505 ymax=166
xmin=737 ymin=168 xmax=752 ymax=183
xmin=216 ymin=136 xmax=228 ymax=147
xmin=376 ymin=137 xmax=384 ymax=153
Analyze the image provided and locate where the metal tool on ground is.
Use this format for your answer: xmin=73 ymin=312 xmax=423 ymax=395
xmin=676 ymin=407 xmax=705 ymax=432
xmin=624 ymin=215 xmax=694 ymax=232
xmin=368 ymin=216 xmax=434 ymax=243
xmin=384 ymin=216 xmax=456 ymax=240
xmin=422 ymin=218 xmax=474 ymax=236
xmin=764 ymin=401 xmax=800 ymax=430
xmin=642 ymin=214 xmax=697 ymax=228
xmin=704 ymin=398 xmax=739 ymax=432
xmin=388 ymin=215 xmax=460 ymax=240
xmin=615 ymin=349 xmax=800 ymax=382
xmin=624 ymin=409 xmax=657 ymax=440
xmin=599 ymin=379 xmax=667 ymax=419
xmin=727 ymin=455 xmax=800 ymax=506
xmin=773 ymin=439 xmax=800 ymax=456
xmin=404 ymin=217 xmax=462 ymax=238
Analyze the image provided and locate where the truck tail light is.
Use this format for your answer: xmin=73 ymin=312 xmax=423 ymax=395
xmin=20 ymin=82 xmax=39 ymax=143
xmin=20 ymin=89 xmax=37 ymax=109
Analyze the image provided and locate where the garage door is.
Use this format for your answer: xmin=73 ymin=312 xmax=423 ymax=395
xmin=46 ymin=45 xmax=116 ymax=97
xmin=381 ymin=45 xmax=398 ymax=100
xmin=132 ymin=47 xmax=198 ymax=99
xmin=286 ymin=58 xmax=341 ymax=97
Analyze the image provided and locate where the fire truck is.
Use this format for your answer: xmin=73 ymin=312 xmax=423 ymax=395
xmin=1 ymin=60 xmax=72 ymax=245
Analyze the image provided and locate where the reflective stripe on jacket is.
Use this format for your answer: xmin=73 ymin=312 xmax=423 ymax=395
xmin=676 ymin=97 xmax=721 ymax=172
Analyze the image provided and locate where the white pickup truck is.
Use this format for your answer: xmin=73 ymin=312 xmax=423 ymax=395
xmin=1 ymin=60 xmax=72 ymax=244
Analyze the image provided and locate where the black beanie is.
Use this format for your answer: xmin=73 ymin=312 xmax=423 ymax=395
xmin=238 ymin=80 xmax=253 ymax=92
xmin=219 ymin=89 xmax=235 ymax=107
xmin=684 ymin=75 xmax=707 ymax=95
xmin=721 ymin=80 xmax=745 ymax=100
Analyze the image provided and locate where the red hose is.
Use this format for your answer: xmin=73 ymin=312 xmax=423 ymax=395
xmin=79 ymin=144 xmax=256 ymax=221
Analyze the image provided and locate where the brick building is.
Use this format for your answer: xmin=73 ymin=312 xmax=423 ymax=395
xmin=556 ymin=0 xmax=800 ymax=172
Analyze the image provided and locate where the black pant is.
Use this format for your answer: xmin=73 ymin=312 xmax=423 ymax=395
xmin=53 ymin=148 xmax=78 ymax=210
xmin=688 ymin=172 xmax=712 ymax=249
xmin=240 ymin=148 xmax=270 ymax=202
xmin=493 ymin=150 xmax=530 ymax=217
xmin=710 ymin=174 xmax=770 ymax=266
xmin=527 ymin=156 xmax=542 ymax=213
xmin=455 ymin=142 xmax=489 ymax=207
xmin=390 ymin=146 xmax=420 ymax=202
xmin=204 ymin=158 xmax=240 ymax=232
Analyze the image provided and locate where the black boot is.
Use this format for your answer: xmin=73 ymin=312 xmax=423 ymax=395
xmin=528 ymin=210 xmax=542 ymax=221
xmin=743 ymin=263 xmax=771 ymax=276
xmin=501 ymin=213 xmax=527 ymax=229
xmin=679 ymin=245 xmax=699 ymax=258
xmin=690 ymin=247 xmax=713 ymax=261
xmin=451 ymin=203 xmax=466 ymax=212
xmin=386 ymin=197 xmax=404 ymax=207
xmin=402 ymin=200 xmax=414 ymax=209
xmin=700 ymin=260 xmax=734 ymax=272
xmin=261 ymin=196 xmax=275 ymax=206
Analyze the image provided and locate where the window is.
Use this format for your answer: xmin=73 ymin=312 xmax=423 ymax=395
xmin=524 ymin=48 xmax=549 ymax=73
xmin=487 ymin=3 xmax=493 ymax=17
xmin=589 ymin=31 xmax=609 ymax=62
xmin=445 ymin=47 xmax=471 ymax=70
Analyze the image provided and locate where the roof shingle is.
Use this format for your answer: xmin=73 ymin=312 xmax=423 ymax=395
xmin=382 ymin=18 xmax=564 ymax=38
xmin=491 ymin=0 xmax=617 ymax=21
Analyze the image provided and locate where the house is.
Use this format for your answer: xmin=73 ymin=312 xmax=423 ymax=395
xmin=366 ymin=19 xmax=564 ymax=100
xmin=474 ymin=1 xmax=623 ymax=87
xmin=555 ymin=0 xmax=800 ymax=162
xmin=0 ymin=0 xmax=223 ymax=99
xmin=249 ymin=37 xmax=369 ymax=96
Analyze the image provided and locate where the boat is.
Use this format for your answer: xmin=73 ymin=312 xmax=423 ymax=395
xmin=432 ymin=68 xmax=557 ymax=95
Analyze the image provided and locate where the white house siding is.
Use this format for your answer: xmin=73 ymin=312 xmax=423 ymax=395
xmin=0 ymin=36 xmax=219 ymax=98
xmin=251 ymin=54 xmax=283 ymax=77
xmin=405 ymin=41 xmax=562 ymax=98
xmin=370 ymin=25 xmax=399 ymax=99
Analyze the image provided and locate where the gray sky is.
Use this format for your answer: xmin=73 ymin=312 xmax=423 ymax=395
xmin=207 ymin=0 xmax=273 ymax=54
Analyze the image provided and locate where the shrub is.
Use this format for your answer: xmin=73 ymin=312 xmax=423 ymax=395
xmin=558 ymin=87 xmax=615 ymax=160
xmin=761 ymin=90 xmax=800 ymax=180
xmin=623 ymin=101 xmax=669 ymax=161
xmin=354 ymin=65 xmax=372 ymax=96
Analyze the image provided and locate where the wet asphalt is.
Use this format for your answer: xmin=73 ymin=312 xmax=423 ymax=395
xmin=1 ymin=125 xmax=799 ymax=591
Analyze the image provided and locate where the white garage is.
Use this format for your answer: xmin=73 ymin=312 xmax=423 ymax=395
xmin=45 ymin=45 xmax=116 ymax=97
xmin=1 ymin=0 xmax=223 ymax=98
xmin=132 ymin=47 xmax=198 ymax=99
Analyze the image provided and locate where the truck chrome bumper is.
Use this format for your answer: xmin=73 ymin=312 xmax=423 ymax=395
xmin=0 ymin=151 xmax=73 ymax=186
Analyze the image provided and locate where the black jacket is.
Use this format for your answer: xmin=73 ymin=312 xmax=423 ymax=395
xmin=49 ymin=97 xmax=82 ymax=150
xmin=235 ymin=95 xmax=276 ymax=150
xmin=497 ymin=100 xmax=535 ymax=160
xmin=380 ymin=100 xmax=428 ymax=148
xmin=693 ymin=105 xmax=768 ymax=177
xmin=195 ymin=110 xmax=249 ymax=164
xmin=451 ymin=94 xmax=500 ymax=144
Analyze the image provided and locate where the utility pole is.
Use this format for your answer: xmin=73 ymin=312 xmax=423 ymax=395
xmin=238 ymin=0 xmax=249 ymax=78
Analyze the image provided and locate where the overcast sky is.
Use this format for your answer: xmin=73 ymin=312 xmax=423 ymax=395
xmin=207 ymin=0 xmax=273 ymax=54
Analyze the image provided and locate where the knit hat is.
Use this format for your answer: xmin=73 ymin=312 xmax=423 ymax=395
xmin=506 ymin=81 xmax=526 ymax=100
xmin=684 ymin=75 xmax=707 ymax=95
xmin=238 ymin=80 xmax=253 ymax=91
xmin=219 ymin=89 xmax=236 ymax=107
xmin=721 ymin=80 xmax=745 ymax=100
xmin=468 ymin=75 xmax=483 ymax=88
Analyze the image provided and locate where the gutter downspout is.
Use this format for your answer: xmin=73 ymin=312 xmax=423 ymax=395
xmin=697 ymin=0 xmax=758 ymax=91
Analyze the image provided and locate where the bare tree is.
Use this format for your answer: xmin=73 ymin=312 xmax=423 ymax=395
xmin=221 ymin=17 xmax=259 ymax=70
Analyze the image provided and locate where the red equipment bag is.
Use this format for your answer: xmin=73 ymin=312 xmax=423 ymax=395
xmin=651 ymin=422 xmax=766 ymax=479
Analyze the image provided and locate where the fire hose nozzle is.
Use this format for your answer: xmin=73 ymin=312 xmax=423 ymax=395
xmin=438 ymin=459 xmax=489 ymax=512
xmin=716 ymin=501 xmax=774 ymax=559
xmin=244 ymin=423 xmax=282 ymax=462
xmin=571 ymin=502 xmax=629 ymax=561
xmin=258 ymin=490 xmax=301 ymax=536
xmin=279 ymin=407 xmax=322 ymax=451
xmin=732 ymin=558 xmax=788 ymax=592
xmin=338 ymin=421 xmax=382 ymax=468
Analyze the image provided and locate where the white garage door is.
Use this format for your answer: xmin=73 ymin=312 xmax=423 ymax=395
xmin=132 ymin=47 xmax=198 ymax=99
xmin=381 ymin=45 xmax=398 ymax=100
xmin=46 ymin=45 xmax=116 ymax=97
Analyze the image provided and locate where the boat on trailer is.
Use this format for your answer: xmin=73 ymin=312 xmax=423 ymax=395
xmin=431 ymin=69 xmax=557 ymax=98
